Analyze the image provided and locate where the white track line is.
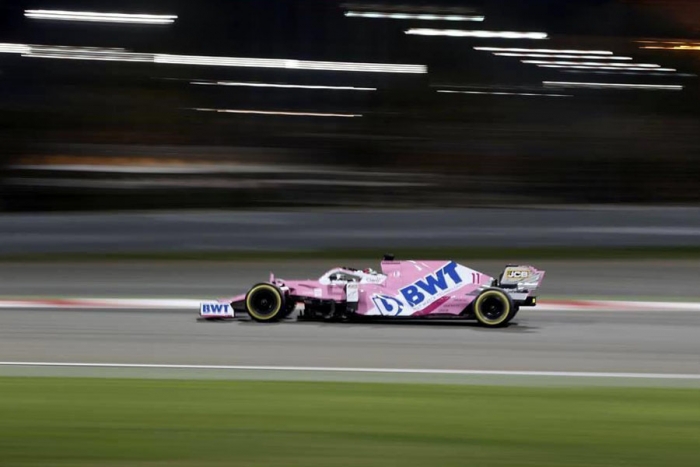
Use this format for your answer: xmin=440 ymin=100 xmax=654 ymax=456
xmin=0 ymin=298 xmax=201 ymax=309
xmin=537 ymin=300 xmax=700 ymax=312
xmin=1 ymin=362 xmax=699 ymax=380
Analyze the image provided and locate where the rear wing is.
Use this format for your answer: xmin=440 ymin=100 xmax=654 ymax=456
xmin=498 ymin=265 xmax=545 ymax=291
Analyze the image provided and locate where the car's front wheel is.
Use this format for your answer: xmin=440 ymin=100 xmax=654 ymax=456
xmin=473 ymin=289 xmax=514 ymax=327
xmin=245 ymin=283 xmax=286 ymax=322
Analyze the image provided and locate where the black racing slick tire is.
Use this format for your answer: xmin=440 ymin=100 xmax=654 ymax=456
xmin=473 ymin=288 xmax=514 ymax=328
xmin=245 ymin=283 xmax=286 ymax=322
xmin=506 ymin=306 xmax=520 ymax=323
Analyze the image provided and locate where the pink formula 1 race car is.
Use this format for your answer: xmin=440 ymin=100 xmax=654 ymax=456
xmin=200 ymin=255 xmax=545 ymax=328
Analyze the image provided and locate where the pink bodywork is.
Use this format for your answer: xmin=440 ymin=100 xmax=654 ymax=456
xmin=228 ymin=260 xmax=545 ymax=318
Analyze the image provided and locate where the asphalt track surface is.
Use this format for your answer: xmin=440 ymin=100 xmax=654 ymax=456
xmin=1 ymin=307 xmax=700 ymax=377
xmin=1 ymin=260 xmax=699 ymax=381
xmin=3 ymin=207 xmax=700 ymax=254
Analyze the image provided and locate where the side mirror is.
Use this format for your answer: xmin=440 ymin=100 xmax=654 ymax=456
xmin=329 ymin=274 xmax=339 ymax=281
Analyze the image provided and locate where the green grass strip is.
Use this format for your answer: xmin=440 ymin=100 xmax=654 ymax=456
xmin=1 ymin=377 xmax=699 ymax=466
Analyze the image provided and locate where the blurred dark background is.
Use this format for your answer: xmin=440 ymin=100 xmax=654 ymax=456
xmin=1 ymin=0 xmax=699 ymax=210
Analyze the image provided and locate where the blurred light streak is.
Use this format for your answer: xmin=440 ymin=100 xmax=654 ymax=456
xmin=475 ymin=47 xmax=611 ymax=55
xmin=0 ymin=42 xmax=426 ymax=73
xmin=437 ymin=90 xmax=571 ymax=97
xmin=0 ymin=43 xmax=31 ymax=54
xmin=523 ymin=60 xmax=660 ymax=68
xmin=538 ymin=65 xmax=676 ymax=71
xmin=543 ymin=81 xmax=683 ymax=90
xmin=494 ymin=53 xmax=632 ymax=60
xmin=11 ymin=164 xmax=415 ymax=177
xmin=154 ymin=54 xmax=427 ymax=73
xmin=406 ymin=29 xmax=548 ymax=39
xmin=345 ymin=11 xmax=484 ymax=21
xmin=25 ymin=53 xmax=152 ymax=62
xmin=191 ymin=81 xmax=377 ymax=91
xmin=193 ymin=108 xmax=362 ymax=117
xmin=637 ymin=40 xmax=700 ymax=51
xmin=640 ymin=45 xmax=700 ymax=51
xmin=341 ymin=3 xmax=478 ymax=14
xmin=24 ymin=9 xmax=177 ymax=24
xmin=561 ymin=70 xmax=696 ymax=77
xmin=24 ymin=46 xmax=152 ymax=62
xmin=7 ymin=178 xmax=430 ymax=189
xmin=637 ymin=40 xmax=692 ymax=44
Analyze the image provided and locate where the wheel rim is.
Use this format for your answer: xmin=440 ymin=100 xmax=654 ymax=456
xmin=249 ymin=288 xmax=280 ymax=318
xmin=476 ymin=292 xmax=510 ymax=324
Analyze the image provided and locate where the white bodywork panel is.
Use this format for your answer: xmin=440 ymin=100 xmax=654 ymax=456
xmin=346 ymin=283 xmax=359 ymax=302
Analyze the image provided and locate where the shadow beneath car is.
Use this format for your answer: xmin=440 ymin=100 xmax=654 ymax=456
xmin=295 ymin=318 xmax=540 ymax=332
xmin=356 ymin=320 xmax=539 ymax=332
xmin=200 ymin=315 xmax=540 ymax=332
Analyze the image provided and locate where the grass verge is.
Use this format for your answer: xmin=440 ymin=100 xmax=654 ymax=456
xmin=1 ymin=377 xmax=699 ymax=466
xmin=3 ymin=246 xmax=700 ymax=262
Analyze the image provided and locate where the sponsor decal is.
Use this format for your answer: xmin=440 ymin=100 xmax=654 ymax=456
xmin=363 ymin=274 xmax=386 ymax=284
xmin=369 ymin=262 xmax=476 ymax=316
xmin=505 ymin=268 xmax=530 ymax=280
xmin=400 ymin=261 xmax=463 ymax=307
xmin=199 ymin=302 xmax=234 ymax=317
xmin=371 ymin=294 xmax=405 ymax=316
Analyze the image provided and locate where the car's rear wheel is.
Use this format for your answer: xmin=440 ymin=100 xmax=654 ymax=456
xmin=506 ymin=306 xmax=520 ymax=323
xmin=245 ymin=283 xmax=286 ymax=322
xmin=473 ymin=289 xmax=514 ymax=327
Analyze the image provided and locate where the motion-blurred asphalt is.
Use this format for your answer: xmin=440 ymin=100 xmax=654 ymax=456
xmin=1 ymin=259 xmax=699 ymax=375
xmin=2 ymin=207 xmax=700 ymax=253
xmin=1 ymin=307 xmax=699 ymax=374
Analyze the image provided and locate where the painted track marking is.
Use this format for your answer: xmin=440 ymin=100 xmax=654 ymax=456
xmin=1 ymin=362 xmax=699 ymax=380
